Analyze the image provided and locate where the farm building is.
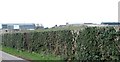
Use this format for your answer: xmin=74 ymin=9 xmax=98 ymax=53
xmin=1 ymin=23 xmax=35 ymax=30
xmin=101 ymin=22 xmax=120 ymax=26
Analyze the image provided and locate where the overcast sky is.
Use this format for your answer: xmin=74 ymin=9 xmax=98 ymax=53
xmin=0 ymin=0 xmax=119 ymax=28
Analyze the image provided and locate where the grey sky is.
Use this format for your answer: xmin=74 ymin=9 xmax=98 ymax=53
xmin=0 ymin=0 xmax=119 ymax=28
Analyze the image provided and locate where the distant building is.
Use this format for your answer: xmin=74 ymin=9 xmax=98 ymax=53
xmin=1 ymin=23 xmax=35 ymax=30
xmin=101 ymin=22 xmax=120 ymax=26
xmin=56 ymin=23 xmax=107 ymax=28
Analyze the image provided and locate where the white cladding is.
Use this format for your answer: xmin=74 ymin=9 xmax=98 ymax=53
xmin=13 ymin=25 xmax=20 ymax=29
xmin=118 ymin=1 xmax=120 ymax=22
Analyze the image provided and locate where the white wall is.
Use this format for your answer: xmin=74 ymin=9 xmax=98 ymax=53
xmin=13 ymin=25 xmax=20 ymax=29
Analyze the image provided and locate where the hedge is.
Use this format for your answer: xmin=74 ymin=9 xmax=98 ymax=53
xmin=2 ymin=27 xmax=120 ymax=60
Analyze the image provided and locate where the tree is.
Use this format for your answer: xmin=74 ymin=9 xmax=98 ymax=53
xmin=36 ymin=24 xmax=44 ymax=29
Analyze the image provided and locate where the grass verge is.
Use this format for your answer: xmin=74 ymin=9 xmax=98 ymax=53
xmin=2 ymin=46 xmax=61 ymax=61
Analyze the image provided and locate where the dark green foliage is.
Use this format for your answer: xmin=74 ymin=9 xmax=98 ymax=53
xmin=2 ymin=27 xmax=120 ymax=60
xmin=76 ymin=27 xmax=120 ymax=60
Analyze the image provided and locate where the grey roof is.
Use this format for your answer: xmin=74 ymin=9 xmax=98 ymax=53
xmin=101 ymin=22 xmax=120 ymax=25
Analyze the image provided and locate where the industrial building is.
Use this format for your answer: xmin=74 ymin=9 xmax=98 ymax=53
xmin=1 ymin=23 xmax=35 ymax=30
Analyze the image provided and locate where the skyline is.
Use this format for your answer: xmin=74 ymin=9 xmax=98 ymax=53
xmin=0 ymin=0 xmax=119 ymax=28
xmin=0 ymin=22 xmax=120 ymax=29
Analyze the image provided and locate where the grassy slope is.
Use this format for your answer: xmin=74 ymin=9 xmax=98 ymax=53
xmin=2 ymin=46 xmax=61 ymax=60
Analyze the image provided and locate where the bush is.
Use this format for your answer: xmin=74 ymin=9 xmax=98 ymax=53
xmin=2 ymin=27 xmax=120 ymax=60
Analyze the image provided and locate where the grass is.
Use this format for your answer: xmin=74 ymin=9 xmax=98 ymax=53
xmin=33 ymin=25 xmax=87 ymax=32
xmin=2 ymin=46 xmax=61 ymax=61
xmin=9 ymin=25 xmax=87 ymax=34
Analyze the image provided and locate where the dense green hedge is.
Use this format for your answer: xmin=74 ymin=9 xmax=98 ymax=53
xmin=2 ymin=27 xmax=120 ymax=60
xmin=76 ymin=27 xmax=120 ymax=60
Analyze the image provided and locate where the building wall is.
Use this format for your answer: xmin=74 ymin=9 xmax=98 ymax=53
xmin=118 ymin=1 xmax=120 ymax=22
xmin=1 ymin=24 xmax=35 ymax=30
